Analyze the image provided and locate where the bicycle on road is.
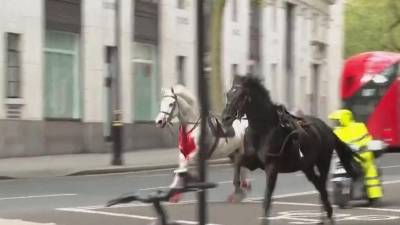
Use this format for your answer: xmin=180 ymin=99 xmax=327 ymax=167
xmin=107 ymin=182 xmax=217 ymax=225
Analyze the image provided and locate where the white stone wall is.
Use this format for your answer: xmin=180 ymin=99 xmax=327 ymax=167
xmin=159 ymin=0 xmax=197 ymax=92
xmin=0 ymin=0 xmax=344 ymax=124
xmin=260 ymin=0 xmax=342 ymax=120
xmin=222 ymin=0 xmax=250 ymax=90
xmin=120 ymin=0 xmax=133 ymax=123
xmin=82 ymin=0 xmax=132 ymax=123
xmin=0 ymin=0 xmax=44 ymax=120
xmin=327 ymin=0 xmax=343 ymax=116
xmin=261 ymin=0 xmax=279 ymax=100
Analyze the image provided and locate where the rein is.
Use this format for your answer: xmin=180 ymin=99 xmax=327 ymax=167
xmin=265 ymin=106 xmax=309 ymax=158
xmin=161 ymin=93 xmax=201 ymax=128
xmin=265 ymin=129 xmax=300 ymax=157
xmin=160 ymin=90 xmax=231 ymax=159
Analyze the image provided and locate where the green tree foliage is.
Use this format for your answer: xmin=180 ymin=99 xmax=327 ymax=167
xmin=345 ymin=0 xmax=400 ymax=58
xmin=209 ymin=0 xmax=225 ymax=114
xmin=208 ymin=0 xmax=266 ymax=113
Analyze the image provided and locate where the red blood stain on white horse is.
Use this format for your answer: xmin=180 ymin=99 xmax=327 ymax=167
xmin=178 ymin=125 xmax=197 ymax=159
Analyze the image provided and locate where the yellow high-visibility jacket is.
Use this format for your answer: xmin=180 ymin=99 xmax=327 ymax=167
xmin=329 ymin=109 xmax=382 ymax=199
xmin=333 ymin=122 xmax=372 ymax=150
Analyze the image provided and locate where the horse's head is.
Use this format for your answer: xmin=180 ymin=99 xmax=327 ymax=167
xmin=155 ymin=87 xmax=179 ymax=128
xmin=222 ymin=75 xmax=273 ymax=130
xmin=222 ymin=75 xmax=251 ymax=134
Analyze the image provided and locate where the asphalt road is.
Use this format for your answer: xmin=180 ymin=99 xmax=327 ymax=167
xmin=1 ymin=153 xmax=400 ymax=225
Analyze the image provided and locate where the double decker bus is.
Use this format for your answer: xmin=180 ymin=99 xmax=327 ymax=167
xmin=340 ymin=51 xmax=400 ymax=151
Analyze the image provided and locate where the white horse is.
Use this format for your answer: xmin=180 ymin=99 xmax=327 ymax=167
xmin=154 ymin=84 xmax=250 ymax=202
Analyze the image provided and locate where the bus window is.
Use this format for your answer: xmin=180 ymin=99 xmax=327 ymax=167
xmin=344 ymin=63 xmax=398 ymax=122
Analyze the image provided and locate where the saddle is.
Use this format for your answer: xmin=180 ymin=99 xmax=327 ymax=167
xmin=276 ymin=105 xmax=308 ymax=132
xmin=275 ymin=105 xmax=311 ymax=158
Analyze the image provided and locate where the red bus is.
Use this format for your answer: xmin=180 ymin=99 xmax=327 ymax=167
xmin=340 ymin=51 xmax=400 ymax=151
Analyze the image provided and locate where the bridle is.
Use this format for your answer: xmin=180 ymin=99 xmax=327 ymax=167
xmin=160 ymin=88 xmax=201 ymax=132
xmin=160 ymin=89 xmax=179 ymax=124
xmin=226 ymin=84 xmax=250 ymax=120
xmin=160 ymin=87 xmax=236 ymax=159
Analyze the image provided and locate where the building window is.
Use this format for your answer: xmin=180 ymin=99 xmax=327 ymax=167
xmin=232 ymin=0 xmax=238 ymax=22
xmin=177 ymin=56 xmax=186 ymax=85
xmin=5 ymin=33 xmax=21 ymax=98
xmin=132 ymin=42 xmax=158 ymax=122
xmin=44 ymin=31 xmax=81 ymax=119
xmin=177 ymin=0 xmax=185 ymax=9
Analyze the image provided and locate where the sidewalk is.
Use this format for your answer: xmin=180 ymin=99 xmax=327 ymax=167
xmin=0 ymin=148 xmax=229 ymax=179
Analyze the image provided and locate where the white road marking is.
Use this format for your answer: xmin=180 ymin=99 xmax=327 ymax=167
xmin=58 ymin=207 xmax=155 ymax=220
xmin=57 ymin=207 xmax=221 ymax=225
xmin=0 ymin=218 xmax=56 ymax=225
xmin=272 ymin=201 xmax=400 ymax=213
xmin=273 ymin=201 xmax=321 ymax=207
xmin=54 ymin=178 xmax=400 ymax=223
xmin=139 ymin=185 xmax=170 ymax=191
xmin=0 ymin=193 xmax=77 ymax=201
xmin=358 ymin=206 xmax=400 ymax=213
xmin=139 ymin=179 xmax=253 ymax=191
xmin=272 ymin=191 xmax=318 ymax=199
xmin=247 ymin=190 xmax=318 ymax=202
xmin=71 ymin=200 xmax=198 ymax=210
xmin=356 ymin=207 xmax=400 ymax=213
xmin=260 ymin=210 xmax=400 ymax=224
xmin=247 ymin=178 xmax=400 ymax=202
xmin=216 ymin=180 xmax=233 ymax=185
xmin=381 ymin=164 xmax=400 ymax=169
xmin=216 ymin=178 xmax=254 ymax=185
xmin=382 ymin=179 xmax=400 ymax=185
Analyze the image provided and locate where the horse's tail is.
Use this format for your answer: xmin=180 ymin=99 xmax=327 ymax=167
xmin=333 ymin=134 xmax=363 ymax=179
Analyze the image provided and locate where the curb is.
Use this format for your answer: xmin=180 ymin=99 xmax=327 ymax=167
xmin=67 ymin=164 xmax=178 ymax=176
xmin=67 ymin=158 xmax=231 ymax=176
xmin=0 ymin=159 xmax=231 ymax=179
xmin=0 ymin=176 xmax=15 ymax=180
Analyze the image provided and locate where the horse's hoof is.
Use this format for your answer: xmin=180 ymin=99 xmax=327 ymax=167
xmin=240 ymin=180 xmax=252 ymax=191
xmin=227 ymin=192 xmax=246 ymax=203
xmin=169 ymin=192 xmax=182 ymax=203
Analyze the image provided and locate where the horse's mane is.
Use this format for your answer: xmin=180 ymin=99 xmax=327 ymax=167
xmin=165 ymin=84 xmax=198 ymax=108
xmin=240 ymin=75 xmax=272 ymax=105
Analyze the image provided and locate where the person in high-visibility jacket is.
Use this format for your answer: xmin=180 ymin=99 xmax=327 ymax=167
xmin=328 ymin=109 xmax=383 ymax=204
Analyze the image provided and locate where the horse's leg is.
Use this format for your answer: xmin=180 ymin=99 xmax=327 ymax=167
xmin=185 ymin=150 xmax=200 ymax=183
xmin=317 ymin=160 xmax=334 ymax=224
xmin=303 ymin=166 xmax=333 ymax=224
xmin=228 ymin=150 xmax=246 ymax=202
xmin=169 ymin=153 xmax=189 ymax=203
xmin=170 ymin=153 xmax=187 ymax=186
xmin=240 ymin=167 xmax=251 ymax=190
xmin=261 ymin=164 xmax=278 ymax=225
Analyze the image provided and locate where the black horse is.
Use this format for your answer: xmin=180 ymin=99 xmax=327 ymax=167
xmin=221 ymin=75 xmax=362 ymax=225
